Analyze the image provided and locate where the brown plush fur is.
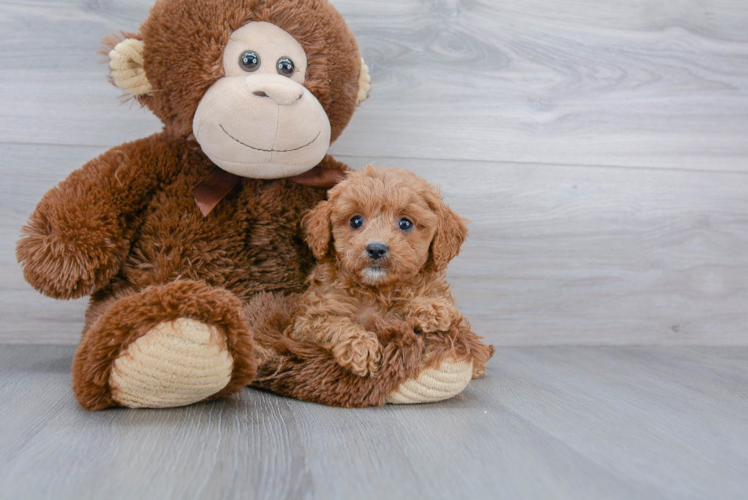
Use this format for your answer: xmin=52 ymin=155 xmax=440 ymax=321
xmin=73 ymin=280 xmax=257 ymax=411
xmin=16 ymin=0 xmax=359 ymax=411
xmin=290 ymin=167 xmax=492 ymax=378
xmin=246 ymin=168 xmax=494 ymax=407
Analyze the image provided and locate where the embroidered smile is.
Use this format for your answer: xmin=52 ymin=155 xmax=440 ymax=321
xmin=220 ymin=124 xmax=320 ymax=153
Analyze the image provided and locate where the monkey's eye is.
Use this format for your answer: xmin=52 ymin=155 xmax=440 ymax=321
xmin=350 ymin=215 xmax=364 ymax=230
xmin=239 ymin=51 xmax=260 ymax=72
xmin=277 ymin=57 xmax=295 ymax=76
xmin=399 ymin=218 xmax=414 ymax=232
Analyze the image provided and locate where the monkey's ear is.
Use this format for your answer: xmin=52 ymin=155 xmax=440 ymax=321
xmin=108 ymin=39 xmax=152 ymax=97
xmin=303 ymin=200 xmax=335 ymax=260
xmin=357 ymin=58 xmax=371 ymax=104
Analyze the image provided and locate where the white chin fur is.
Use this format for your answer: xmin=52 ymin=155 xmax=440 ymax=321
xmin=361 ymin=267 xmax=388 ymax=285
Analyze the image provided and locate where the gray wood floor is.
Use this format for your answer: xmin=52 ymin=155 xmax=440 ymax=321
xmin=1 ymin=345 xmax=747 ymax=500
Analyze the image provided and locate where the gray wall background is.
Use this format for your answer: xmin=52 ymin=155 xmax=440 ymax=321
xmin=1 ymin=0 xmax=747 ymax=345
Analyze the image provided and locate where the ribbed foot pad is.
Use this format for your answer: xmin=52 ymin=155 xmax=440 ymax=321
xmin=386 ymin=359 xmax=473 ymax=404
xmin=109 ymin=318 xmax=234 ymax=408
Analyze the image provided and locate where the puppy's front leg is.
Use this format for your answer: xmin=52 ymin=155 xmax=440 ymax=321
xmin=294 ymin=315 xmax=382 ymax=377
xmin=404 ymin=298 xmax=457 ymax=334
xmin=331 ymin=327 xmax=382 ymax=378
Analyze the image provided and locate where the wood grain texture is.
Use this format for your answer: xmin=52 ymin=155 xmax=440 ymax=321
xmin=392 ymin=156 xmax=748 ymax=346
xmin=0 ymin=144 xmax=102 ymax=343
xmin=1 ymin=0 xmax=748 ymax=345
xmin=3 ymin=2 xmax=747 ymax=498
xmin=1 ymin=345 xmax=747 ymax=499
xmin=1 ymin=0 xmax=748 ymax=170
xmin=3 ymin=143 xmax=747 ymax=345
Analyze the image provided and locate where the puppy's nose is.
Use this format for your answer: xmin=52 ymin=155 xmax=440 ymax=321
xmin=366 ymin=243 xmax=388 ymax=260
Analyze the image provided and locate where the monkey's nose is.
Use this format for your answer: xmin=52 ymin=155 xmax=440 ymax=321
xmin=247 ymin=80 xmax=303 ymax=105
xmin=366 ymin=243 xmax=389 ymax=260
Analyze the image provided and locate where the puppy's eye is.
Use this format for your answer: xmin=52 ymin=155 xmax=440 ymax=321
xmin=277 ymin=57 xmax=295 ymax=76
xmin=239 ymin=51 xmax=261 ymax=72
xmin=399 ymin=218 xmax=414 ymax=231
xmin=350 ymin=215 xmax=364 ymax=230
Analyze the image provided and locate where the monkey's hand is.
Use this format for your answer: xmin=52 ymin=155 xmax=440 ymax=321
xmin=16 ymin=196 xmax=129 ymax=300
xmin=405 ymin=298 xmax=455 ymax=334
xmin=332 ymin=330 xmax=383 ymax=377
xmin=16 ymin=137 xmax=181 ymax=299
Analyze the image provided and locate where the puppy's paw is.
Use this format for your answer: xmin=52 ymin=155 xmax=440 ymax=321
xmin=408 ymin=301 xmax=453 ymax=333
xmin=332 ymin=332 xmax=382 ymax=377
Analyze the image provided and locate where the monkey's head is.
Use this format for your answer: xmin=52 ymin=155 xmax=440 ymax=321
xmin=106 ymin=0 xmax=370 ymax=179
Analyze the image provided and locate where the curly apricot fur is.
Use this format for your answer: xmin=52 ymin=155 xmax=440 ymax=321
xmin=288 ymin=167 xmax=492 ymax=380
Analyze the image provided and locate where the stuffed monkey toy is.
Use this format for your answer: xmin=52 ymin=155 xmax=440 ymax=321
xmin=17 ymin=0 xmax=488 ymax=410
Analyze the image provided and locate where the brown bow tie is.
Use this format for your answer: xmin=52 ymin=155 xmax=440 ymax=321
xmin=192 ymin=165 xmax=346 ymax=217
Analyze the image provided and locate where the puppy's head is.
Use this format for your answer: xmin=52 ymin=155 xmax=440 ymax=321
xmin=304 ymin=166 xmax=468 ymax=286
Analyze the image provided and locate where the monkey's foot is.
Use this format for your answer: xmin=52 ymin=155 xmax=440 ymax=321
xmin=386 ymin=358 xmax=473 ymax=404
xmin=109 ymin=318 xmax=234 ymax=408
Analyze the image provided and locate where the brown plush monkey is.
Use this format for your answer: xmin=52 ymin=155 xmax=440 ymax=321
xmin=17 ymin=0 xmax=488 ymax=410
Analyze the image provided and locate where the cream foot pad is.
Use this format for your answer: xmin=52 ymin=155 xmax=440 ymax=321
xmin=386 ymin=359 xmax=473 ymax=404
xmin=110 ymin=318 xmax=234 ymax=408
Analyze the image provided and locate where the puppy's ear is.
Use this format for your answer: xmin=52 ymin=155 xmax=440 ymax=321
xmin=427 ymin=189 xmax=468 ymax=272
xmin=303 ymin=200 xmax=334 ymax=260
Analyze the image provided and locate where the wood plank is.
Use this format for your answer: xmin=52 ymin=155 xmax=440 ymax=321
xmin=0 ymin=144 xmax=102 ymax=343
xmin=0 ymin=0 xmax=161 ymax=146
xmin=389 ymin=156 xmax=748 ymax=346
xmin=1 ymin=345 xmax=747 ymax=499
xmin=3 ymin=144 xmax=748 ymax=345
xmin=1 ymin=0 xmax=747 ymax=171
xmin=488 ymin=346 xmax=748 ymax=499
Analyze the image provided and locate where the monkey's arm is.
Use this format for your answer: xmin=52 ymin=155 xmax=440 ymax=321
xmin=16 ymin=133 xmax=180 ymax=299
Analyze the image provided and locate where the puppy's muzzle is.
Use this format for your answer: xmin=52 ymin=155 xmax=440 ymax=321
xmin=366 ymin=243 xmax=388 ymax=261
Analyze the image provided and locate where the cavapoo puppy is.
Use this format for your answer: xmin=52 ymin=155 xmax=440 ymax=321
xmin=288 ymin=166 xmax=492 ymax=378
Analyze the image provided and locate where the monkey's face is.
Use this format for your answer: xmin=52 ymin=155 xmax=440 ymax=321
xmin=107 ymin=0 xmax=370 ymax=176
xmin=193 ymin=22 xmax=332 ymax=179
